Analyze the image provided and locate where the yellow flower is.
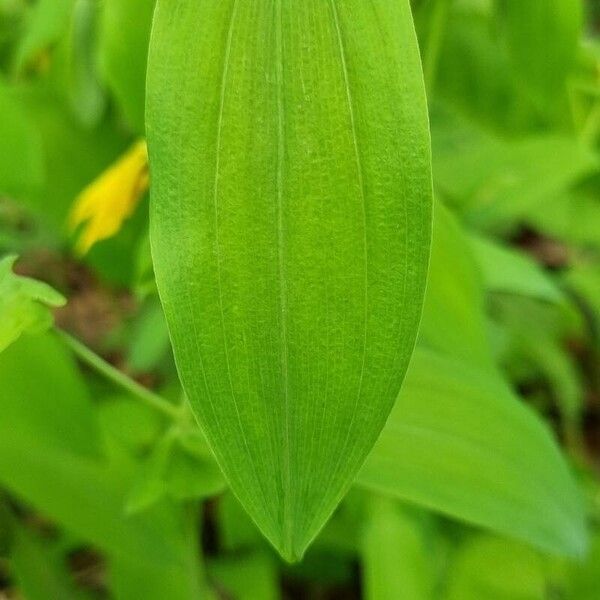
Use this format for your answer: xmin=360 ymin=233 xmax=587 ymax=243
xmin=69 ymin=140 xmax=149 ymax=255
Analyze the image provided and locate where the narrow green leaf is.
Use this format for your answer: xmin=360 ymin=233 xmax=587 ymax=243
xmin=362 ymin=497 xmax=433 ymax=600
xmin=358 ymin=348 xmax=586 ymax=558
xmin=469 ymin=234 xmax=564 ymax=303
xmin=147 ymin=0 xmax=432 ymax=561
xmin=99 ymin=0 xmax=155 ymax=133
xmin=61 ymin=0 xmax=106 ymax=128
xmin=0 ymin=256 xmax=66 ymax=354
xmin=503 ymin=0 xmax=582 ymax=108
xmin=419 ymin=201 xmax=493 ymax=370
xmin=0 ymin=83 xmax=44 ymax=198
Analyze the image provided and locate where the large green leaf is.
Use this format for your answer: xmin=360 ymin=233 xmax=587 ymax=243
xmin=147 ymin=0 xmax=432 ymax=560
xmin=358 ymin=348 xmax=586 ymax=558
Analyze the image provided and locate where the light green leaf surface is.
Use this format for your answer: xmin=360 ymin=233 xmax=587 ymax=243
xmin=126 ymin=431 xmax=175 ymax=515
xmin=97 ymin=394 xmax=163 ymax=452
xmin=432 ymin=6 xmax=531 ymax=132
xmin=0 ymin=256 xmax=65 ymax=354
xmin=147 ymin=0 xmax=432 ymax=561
xmin=358 ymin=348 xmax=586 ymax=558
xmin=362 ymin=497 xmax=432 ymax=600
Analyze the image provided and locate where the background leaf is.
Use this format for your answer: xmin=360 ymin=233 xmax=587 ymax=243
xmin=445 ymin=535 xmax=546 ymax=600
xmin=358 ymin=348 xmax=586 ymax=558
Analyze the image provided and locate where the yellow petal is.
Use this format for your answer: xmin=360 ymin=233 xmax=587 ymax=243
xmin=69 ymin=140 xmax=149 ymax=255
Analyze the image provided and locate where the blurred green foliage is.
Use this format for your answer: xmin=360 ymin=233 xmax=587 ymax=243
xmin=0 ymin=0 xmax=599 ymax=598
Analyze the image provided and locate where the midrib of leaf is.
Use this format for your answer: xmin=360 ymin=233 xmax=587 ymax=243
xmin=305 ymin=0 xmax=371 ymax=537
xmin=274 ymin=0 xmax=293 ymax=555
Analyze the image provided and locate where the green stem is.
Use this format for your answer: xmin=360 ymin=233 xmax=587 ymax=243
xmin=55 ymin=329 xmax=180 ymax=420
